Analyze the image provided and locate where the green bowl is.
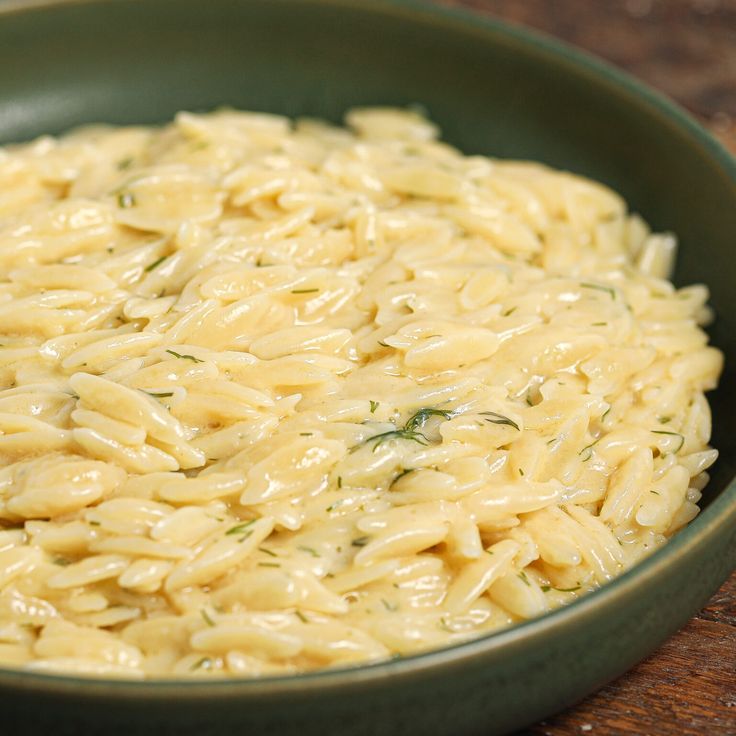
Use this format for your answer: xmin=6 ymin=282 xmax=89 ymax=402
xmin=0 ymin=1 xmax=734 ymax=734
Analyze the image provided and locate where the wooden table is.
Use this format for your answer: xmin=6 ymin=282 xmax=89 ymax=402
xmin=438 ymin=1 xmax=736 ymax=733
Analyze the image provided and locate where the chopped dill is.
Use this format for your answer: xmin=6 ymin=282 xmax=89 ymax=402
xmin=116 ymin=191 xmax=136 ymax=208
xmin=651 ymin=430 xmax=684 ymax=453
xmin=144 ymin=255 xmax=167 ymax=273
xmin=580 ymin=282 xmax=616 ymax=299
xmin=226 ymin=520 xmax=256 ymax=541
xmin=404 ymin=407 xmax=454 ymax=431
xmin=200 ymin=609 xmax=215 ymax=627
xmin=297 ymin=545 xmax=320 ymax=557
xmin=290 ymin=288 xmax=319 ymax=294
xmin=165 ymin=349 xmax=203 ymax=363
xmin=390 ymin=467 xmax=417 ymax=488
xmin=369 ymin=400 xmax=379 ymax=414
xmin=479 ymin=411 xmax=520 ymax=431
xmin=351 ymin=536 xmax=370 ymax=547
xmin=438 ymin=617 xmax=453 ymax=632
xmin=353 ymin=428 xmax=429 ymax=453
xmin=579 ymin=440 xmax=599 ymax=462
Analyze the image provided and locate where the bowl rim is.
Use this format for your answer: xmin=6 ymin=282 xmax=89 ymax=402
xmin=0 ymin=0 xmax=734 ymax=696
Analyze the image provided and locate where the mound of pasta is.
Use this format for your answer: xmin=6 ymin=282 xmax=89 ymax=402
xmin=0 ymin=108 xmax=722 ymax=678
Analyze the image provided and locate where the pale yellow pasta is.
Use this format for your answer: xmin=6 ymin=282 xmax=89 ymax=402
xmin=0 ymin=107 xmax=722 ymax=678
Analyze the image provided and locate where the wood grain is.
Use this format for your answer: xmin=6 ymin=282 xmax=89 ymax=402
xmin=438 ymin=0 xmax=736 ymax=150
xmin=526 ymin=618 xmax=736 ymax=735
xmin=435 ymin=1 xmax=736 ymax=733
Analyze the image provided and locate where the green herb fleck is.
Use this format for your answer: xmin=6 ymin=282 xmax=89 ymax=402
xmin=525 ymin=393 xmax=534 ymax=407
xmin=190 ymin=657 xmax=213 ymax=671
xmin=326 ymin=501 xmax=344 ymax=513
xmin=381 ymin=598 xmax=398 ymax=612
xmin=658 ymin=416 xmax=672 ymax=424
xmin=116 ymin=156 xmax=134 ymax=171
xmin=117 ymin=191 xmax=136 ymax=208
xmin=291 ymin=288 xmax=319 ymax=294
xmin=650 ymin=490 xmax=661 ymax=496
xmin=518 ymin=571 xmax=531 ymax=586
xmin=200 ymin=609 xmax=216 ymax=627
xmin=144 ymin=255 xmax=167 ymax=273
xmin=295 ymin=610 xmax=308 ymax=623
xmin=53 ymin=557 xmax=71 ymax=566
xmin=579 ymin=440 xmax=599 ymax=462
xmin=258 ymin=562 xmax=281 ymax=568
xmin=601 ymin=406 xmax=612 ymax=422
xmin=337 ymin=476 xmax=343 ymax=489
xmin=258 ymin=547 xmax=278 ymax=557
xmin=580 ymin=282 xmax=616 ymax=299
xmin=541 ymin=585 xmax=551 ymax=592
xmin=143 ymin=390 xmax=174 ymax=399
xmin=353 ymin=428 xmax=429 ymax=453
xmin=377 ymin=340 xmax=390 ymax=348
xmin=502 ymin=306 xmax=518 ymax=317
xmin=369 ymin=400 xmax=379 ymax=414
xmin=300 ymin=432 xmax=313 ymax=436
xmin=165 ymin=349 xmax=203 ymax=363
xmin=479 ymin=411 xmax=520 ymax=431
xmin=226 ymin=520 xmax=256 ymax=539
xmin=591 ymin=322 xmax=608 ymax=326
xmin=438 ymin=617 xmax=453 ymax=632
xmin=390 ymin=467 xmax=417 ymax=488
xmin=651 ymin=430 xmax=684 ymax=453
xmin=553 ymin=585 xmax=581 ymax=593
xmin=89 ymin=520 xmax=100 ymax=527
xmin=297 ymin=545 xmax=320 ymax=557
xmin=351 ymin=536 xmax=370 ymax=547
xmin=405 ymin=407 xmax=454 ymax=432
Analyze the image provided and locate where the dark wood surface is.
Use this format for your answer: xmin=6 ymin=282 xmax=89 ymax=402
xmin=437 ymin=1 xmax=736 ymax=733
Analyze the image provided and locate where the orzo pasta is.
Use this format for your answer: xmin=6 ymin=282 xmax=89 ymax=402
xmin=0 ymin=107 xmax=722 ymax=677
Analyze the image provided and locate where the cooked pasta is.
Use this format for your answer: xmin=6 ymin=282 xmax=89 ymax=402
xmin=0 ymin=107 xmax=722 ymax=678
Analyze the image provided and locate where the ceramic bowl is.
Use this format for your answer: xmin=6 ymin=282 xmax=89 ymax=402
xmin=0 ymin=1 xmax=734 ymax=734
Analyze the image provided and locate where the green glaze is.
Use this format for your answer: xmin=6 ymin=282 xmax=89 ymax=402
xmin=0 ymin=1 xmax=734 ymax=734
